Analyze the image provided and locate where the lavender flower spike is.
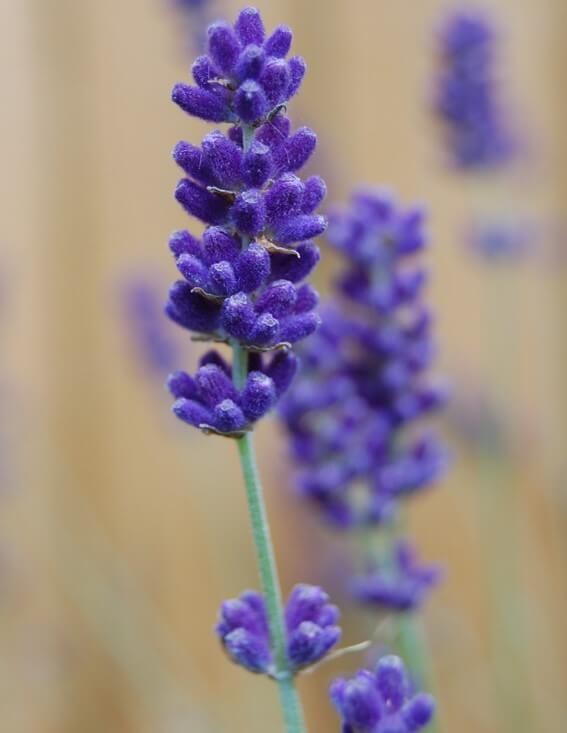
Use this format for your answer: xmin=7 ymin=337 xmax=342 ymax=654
xmin=330 ymin=655 xmax=435 ymax=733
xmin=352 ymin=540 xmax=442 ymax=613
xmin=166 ymin=7 xmax=326 ymax=437
xmin=216 ymin=585 xmax=341 ymax=675
xmin=435 ymin=11 xmax=515 ymax=170
xmin=281 ymin=190 xmax=447 ymax=527
xmin=165 ymin=9 xmax=326 ymax=732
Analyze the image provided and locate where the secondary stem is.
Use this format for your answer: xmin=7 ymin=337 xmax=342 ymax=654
xmin=233 ymin=343 xmax=307 ymax=733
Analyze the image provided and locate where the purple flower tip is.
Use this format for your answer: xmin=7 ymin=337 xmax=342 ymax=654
xmin=331 ymin=656 xmax=436 ymax=732
xmin=216 ymin=584 xmax=340 ymax=675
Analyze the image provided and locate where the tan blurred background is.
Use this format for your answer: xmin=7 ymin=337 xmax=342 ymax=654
xmin=1 ymin=0 xmax=566 ymax=731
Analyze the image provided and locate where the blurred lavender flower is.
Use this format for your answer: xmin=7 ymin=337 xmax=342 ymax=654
xmin=352 ymin=540 xmax=442 ymax=613
xmin=281 ymin=190 xmax=447 ymax=530
xmin=166 ymin=6 xmax=326 ymax=437
xmin=435 ymin=10 xmax=515 ymax=170
xmin=216 ymin=584 xmax=341 ymax=675
xmin=467 ymin=215 xmax=534 ymax=261
xmin=330 ymin=655 xmax=436 ymax=732
xmin=170 ymin=0 xmax=214 ymax=54
xmin=124 ymin=277 xmax=180 ymax=376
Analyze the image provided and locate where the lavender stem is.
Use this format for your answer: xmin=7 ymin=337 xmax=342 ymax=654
xmin=233 ymin=341 xmax=307 ymax=733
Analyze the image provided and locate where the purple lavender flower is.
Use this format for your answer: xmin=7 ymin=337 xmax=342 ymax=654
xmin=166 ymin=7 xmax=326 ymax=436
xmin=216 ymin=584 xmax=341 ymax=674
xmin=172 ymin=7 xmax=307 ymax=126
xmin=352 ymin=540 xmax=442 ymax=613
xmin=281 ymin=190 xmax=447 ymax=528
xmin=435 ymin=11 xmax=514 ymax=170
xmin=330 ymin=655 xmax=436 ymax=733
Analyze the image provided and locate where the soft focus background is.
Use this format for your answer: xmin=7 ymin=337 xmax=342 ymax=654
xmin=2 ymin=0 xmax=566 ymax=731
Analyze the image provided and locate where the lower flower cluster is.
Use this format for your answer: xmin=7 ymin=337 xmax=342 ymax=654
xmin=331 ymin=655 xmax=435 ymax=733
xmin=352 ymin=540 xmax=442 ymax=613
xmin=216 ymin=584 xmax=341 ymax=675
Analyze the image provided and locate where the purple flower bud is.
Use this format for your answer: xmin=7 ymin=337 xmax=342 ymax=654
xmin=235 ymin=7 xmax=265 ymax=46
xmin=221 ymin=293 xmax=256 ymax=341
xmin=207 ymin=22 xmax=241 ymax=75
xmin=235 ymin=243 xmax=270 ymax=293
xmin=278 ymin=312 xmax=320 ymax=343
xmin=274 ymin=126 xmax=317 ymax=173
xmin=241 ymin=372 xmax=276 ymax=420
xmin=402 ymin=694 xmax=436 ymax=731
xmin=269 ymin=241 xmax=320 ymax=283
xmin=166 ymin=280 xmax=221 ymax=333
xmin=265 ymin=173 xmax=304 ymax=223
xmin=234 ymin=80 xmax=269 ymax=124
xmin=231 ymin=190 xmax=267 ymax=236
xmin=260 ymin=59 xmax=292 ymax=107
xmin=288 ymin=56 xmax=307 ymax=97
xmin=202 ymin=130 xmax=243 ymax=188
xmin=167 ymin=370 xmax=197 ymax=399
xmin=273 ymin=214 xmax=327 ymax=245
xmin=375 ymin=655 xmax=409 ymax=710
xmin=264 ymin=25 xmax=293 ymax=58
xmin=172 ymin=83 xmax=232 ymax=123
xmin=302 ymin=176 xmax=327 ymax=213
xmin=234 ymin=44 xmax=266 ymax=82
xmin=176 ymin=253 xmax=209 ymax=288
xmin=250 ymin=312 xmax=280 ymax=346
xmin=173 ymin=398 xmax=213 ymax=427
xmin=202 ymin=226 xmax=240 ymax=265
xmin=265 ymin=351 xmax=298 ymax=397
xmin=256 ymin=279 xmax=297 ymax=318
xmin=209 ymin=261 xmax=238 ymax=296
xmin=173 ymin=141 xmax=214 ymax=184
xmin=175 ymin=179 xmax=230 ymax=225
xmin=194 ymin=364 xmax=238 ymax=408
xmin=169 ymin=229 xmax=200 ymax=257
xmin=213 ymin=399 xmax=247 ymax=432
xmin=192 ymin=55 xmax=217 ymax=89
xmin=242 ymin=140 xmax=273 ymax=187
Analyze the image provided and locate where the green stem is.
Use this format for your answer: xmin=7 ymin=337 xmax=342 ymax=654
xmin=363 ymin=525 xmax=440 ymax=733
xmin=233 ymin=342 xmax=307 ymax=733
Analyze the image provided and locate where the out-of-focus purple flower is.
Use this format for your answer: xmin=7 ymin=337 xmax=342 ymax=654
xmin=166 ymin=7 xmax=326 ymax=436
xmin=352 ymin=540 xmax=442 ymax=612
xmin=468 ymin=216 xmax=534 ymax=261
xmin=330 ymin=655 xmax=436 ymax=732
xmin=124 ymin=278 xmax=180 ymax=375
xmin=280 ymin=190 xmax=448 ymax=529
xmin=435 ymin=11 xmax=515 ymax=170
xmin=216 ymin=584 xmax=341 ymax=674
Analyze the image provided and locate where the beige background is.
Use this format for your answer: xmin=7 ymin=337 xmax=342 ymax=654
xmin=1 ymin=0 xmax=566 ymax=731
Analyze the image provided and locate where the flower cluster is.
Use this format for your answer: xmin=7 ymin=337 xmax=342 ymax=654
xmin=216 ymin=584 xmax=341 ymax=675
xmin=352 ymin=540 xmax=442 ymax=613
xmin=331 ymin=655 xmax=435 ymax=733
xmin=166 ymin=7 xmax=326 ymax=436
xmin=172 ymin=7 xmax=307 ymax=126
xmin=281 ymin=190 xmax=447 ymax=530
xmin=435 ymin=11 xmax=514 ymax=169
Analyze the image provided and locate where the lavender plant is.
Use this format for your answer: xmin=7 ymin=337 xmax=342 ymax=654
xmin=435 ymin=10 xmax=514 ymax=170
xmin=164 ymin=7 xmax=339 ymax=730
xmin=280 ymin=189 xmax=446 ymax=729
